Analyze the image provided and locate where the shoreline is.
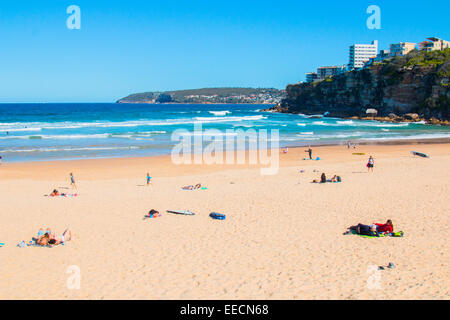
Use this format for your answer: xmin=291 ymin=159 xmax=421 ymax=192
xmin=1 ymin=141 xmax=449 ymax=182
xmin=2 ymin=137 xmax=450 ymax=165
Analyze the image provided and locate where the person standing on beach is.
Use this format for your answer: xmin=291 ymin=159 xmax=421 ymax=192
xmin=70 ymin=173 xmax=77 ymax=189
xmin=305 ymin=147 xmax=312 ymax=160
xmin=347 ymin=141 xmax=351 ymax=149
xmin=367 ymin=156 xmax=374 ymax=172
xmin=146 ymin=173 xmax=152 ymax=186
xmin=0 ymin=155 xmax=2 ymax=166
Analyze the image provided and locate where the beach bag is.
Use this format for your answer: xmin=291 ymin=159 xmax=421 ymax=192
xmin=391 ymin=231 xmax=404 ymax=237
xmin=209 ymin=212 xmax=226 ymax=220
xmin=337 ymin=176 xmax=341 ymax=182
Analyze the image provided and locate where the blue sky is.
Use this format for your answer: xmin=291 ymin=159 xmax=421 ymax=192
xmin=0 ymin=0 xmax=449 ymax=102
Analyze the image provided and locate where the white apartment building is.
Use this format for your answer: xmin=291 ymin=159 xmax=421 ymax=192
xmin=390 ymin=42 xmax=416 ymax=56
xmin=348 ymin=40 xmax=378 ymax=69
xmin=419 ymin=37 xmax=450 ymax=52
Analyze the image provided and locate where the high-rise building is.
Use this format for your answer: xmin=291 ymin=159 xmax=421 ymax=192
xmin=348 ymin=40 xmax=378 ymax=70
xmin=390 ymin=42 xmax=416 ymax=56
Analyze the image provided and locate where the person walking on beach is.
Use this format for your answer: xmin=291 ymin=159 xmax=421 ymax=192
xmin=347 ymin=141 xmax=351 ymax=149
xmin=146 ymin=173 xmax=152 ymax=186
xmin=70 ymin=173 xmax=77 ymax=189
xmin=0 ymin=155 xmax=2 ymax=166
xmin=367 ymin=156 xmax=374 ymax=172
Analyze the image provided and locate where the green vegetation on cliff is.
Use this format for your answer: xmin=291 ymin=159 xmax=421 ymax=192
xmin=279 ymin=49 xmax=450 ymax=120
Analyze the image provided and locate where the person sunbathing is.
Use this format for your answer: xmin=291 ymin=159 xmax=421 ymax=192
xmin=344 ymin=224 xmax=379 ymax=237
xmin=329 ymin=175 xmax=335 ymax=182
xmin=374 ymin=220 xmax=394 ymax=234
xmin=182 ymin=183 xmax=202 ymax=190
xmin=50 ymin=189 xmax=60 ymax=196
xmin=48 ymin=229 xmax=72 ymax=245
xmin=145 ymin=209 xmax=161 ymax=218
xmin=36 ymin=233 xmax=51 ymax=246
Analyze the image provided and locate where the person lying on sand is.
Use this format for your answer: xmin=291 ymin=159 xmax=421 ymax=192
xmin=374 ymin=220 xmax=394 ymax=234
xmin=145 ymin=209 xmax=161 ymax=218
xmin=48 ymin=229 xmax=72 ymax=245
xmin=35 ymin=228 xmax=71 ymax=246
xmin=344 ymin=223 xmax=379 ymax=237
xmin=49 ymin=189 xmax=71 ymax=197
xmin=36 ymin=233 xmax=51 ymax=245
xmin=182 ymin=183 xmax=201 ymax=190
xmin=329 ymin=175 xmax=342 ymax=182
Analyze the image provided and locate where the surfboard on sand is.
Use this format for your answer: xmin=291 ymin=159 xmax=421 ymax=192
xmin=411 ymin=151 xmax=430 ymax=158
xmin=166 ymin=210 xmax=196 ymax=216
xmin=352 ymin=153 xmax=366 ymax=155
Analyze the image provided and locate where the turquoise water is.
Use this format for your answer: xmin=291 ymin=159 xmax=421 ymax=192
xmin=0 ymin=103 xmax=449 ymax=162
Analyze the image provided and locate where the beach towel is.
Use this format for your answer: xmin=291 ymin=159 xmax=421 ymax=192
xmin=346 ymin=230 xmax=404 ymax=238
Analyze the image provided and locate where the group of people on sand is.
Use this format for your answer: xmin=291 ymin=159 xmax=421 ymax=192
xmin=343 ymin=220 xmax=394 ymax=237
xmin=312 ymin=173 xmax=341 ymax=183
xmin=35 ymin=228 xmax=72 ymax=246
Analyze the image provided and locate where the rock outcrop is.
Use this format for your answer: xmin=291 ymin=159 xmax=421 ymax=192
xmin=277 ymin=49 xmax=450 ymax=123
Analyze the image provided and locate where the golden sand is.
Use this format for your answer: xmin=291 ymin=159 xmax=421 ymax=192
xmin=0 ymin=143 xmax=449 ymax=299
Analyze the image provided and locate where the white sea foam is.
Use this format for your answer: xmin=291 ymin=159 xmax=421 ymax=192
xmin=194 ymin=115 xmax=266 ymax=123
xmin=208 ymin=110 xmax=231 ymax=116
xmin=0 ymin=127 xmax=42 ymax=132
xmin=2 ymin=146 xmax=141 ymax=153
xmin=336 ymin=120 xmax=354 ymax=125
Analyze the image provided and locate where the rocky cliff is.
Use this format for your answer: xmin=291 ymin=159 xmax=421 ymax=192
xmin=277 ymin=49 xmax=450 ymax=122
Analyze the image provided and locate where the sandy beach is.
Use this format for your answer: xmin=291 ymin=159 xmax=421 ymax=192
xmin=0 ymin=142 xmax=449 ymax=300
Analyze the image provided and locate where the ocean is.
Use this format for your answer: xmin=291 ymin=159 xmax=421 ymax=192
xmin=0 ymin=103 xmax=449 ymax=162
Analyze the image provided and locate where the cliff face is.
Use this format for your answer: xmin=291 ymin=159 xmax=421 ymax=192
xmin=279 ymin=49 xmax=450 ymax=120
